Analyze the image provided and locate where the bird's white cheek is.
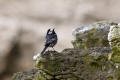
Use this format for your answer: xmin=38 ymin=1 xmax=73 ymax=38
xmin=48 ymin=32 xmax=52 ymax=34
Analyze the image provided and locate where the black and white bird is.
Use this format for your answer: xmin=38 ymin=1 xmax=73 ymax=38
xmin=41 ymin=28 xmax=58 ymax=55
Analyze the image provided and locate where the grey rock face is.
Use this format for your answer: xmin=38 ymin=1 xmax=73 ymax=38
xmin=72 ymin=21 xmax=117 ymax=49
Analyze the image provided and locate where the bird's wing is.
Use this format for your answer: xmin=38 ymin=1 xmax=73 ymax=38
xmin=44 ymin=34 xmax=57 ymax=46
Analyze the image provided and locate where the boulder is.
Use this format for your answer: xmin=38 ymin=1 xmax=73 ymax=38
xmin=12 ymin=48 xmax=120 ymax=80
xmin=72 ymin=21 xmax=117 ymax=49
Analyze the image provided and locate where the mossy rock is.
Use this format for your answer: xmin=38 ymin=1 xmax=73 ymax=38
xmin=72 ymin=21 xmax=117 ymax=49
xmin=12 ymin=47 xmax=120 ymax=80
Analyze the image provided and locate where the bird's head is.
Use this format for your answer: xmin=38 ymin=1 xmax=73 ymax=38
xmin=47 ymin=28 xmax=53 ymax=34
xmin=52 ymin=28 xmax=56 ymax=34
xmin=47 ymin=28 xmax=56 ymax=34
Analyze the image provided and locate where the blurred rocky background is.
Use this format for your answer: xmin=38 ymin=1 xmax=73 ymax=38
xmin=0 ymin=0 xmax=120 ymax=80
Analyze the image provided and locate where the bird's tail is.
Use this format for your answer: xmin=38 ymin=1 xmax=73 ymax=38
xmin=41 ymin=46 xmax=48 ymax=55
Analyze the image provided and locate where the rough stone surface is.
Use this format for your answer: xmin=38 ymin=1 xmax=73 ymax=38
xmin=13 ymin=48 xmax=120 ymax=80
xmin=108 ymin=24 xmax=120 ymax=63
xmin=72 ymin=21 xmax=117 ymax=49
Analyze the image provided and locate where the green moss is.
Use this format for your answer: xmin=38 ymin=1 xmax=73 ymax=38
xmin=108 ymin=25 xmax=120 ymax=63
xmin=25 ymin=78 xmax=33 ymax=80
xmin=107 ymin=74 xmax=114 ymax=80
xmin=36 ymin=55 xmax=65 ymax=76
xmin=34 ymin=72 xmax=46 ymax=80
xmin=111 ymin=56 xmax=120 ymax=63
xmin=110 ymin=38 xmax=120 ymax=63
xmin=72 ymin=28 xmax=108 ymax=49
xmin=89 ymin=61 xmax=101 ymax=68
xmin=72 ymin=22 xmax=111 ymax=49
xmin=67 ymin=78 xmax=78 ymax=80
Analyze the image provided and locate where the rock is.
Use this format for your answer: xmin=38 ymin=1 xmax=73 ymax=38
xmin=12 ymin=48 xmax=120 ymax=80
xmin=72 ymin=21 xmax=117 ymax=49
xmin=108 ymin=24 xmax=120 ymax=63
xmin=12 ymin=69 xmax=38 ymax=80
